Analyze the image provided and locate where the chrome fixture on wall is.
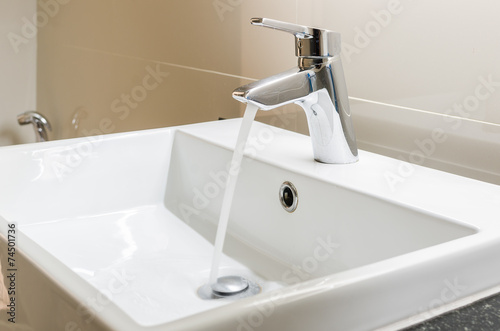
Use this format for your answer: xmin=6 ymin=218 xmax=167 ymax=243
xmin=17 ymin=111 xmax=52 ymax=142
xmin=233 ymin=18 xmax=358 ymax=164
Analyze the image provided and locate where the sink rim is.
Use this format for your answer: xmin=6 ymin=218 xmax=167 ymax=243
xmin=0 ymin=118 xmax=499 ymax=330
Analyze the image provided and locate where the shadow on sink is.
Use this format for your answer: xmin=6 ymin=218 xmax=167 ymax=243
xmin=164 ymin=131 xmax=477 ymax=284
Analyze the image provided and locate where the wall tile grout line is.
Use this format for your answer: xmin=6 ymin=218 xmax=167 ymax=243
xmin=59 ymin=46 xmax=500 ymax=130
xmin=63 ymin=44 xmax=258 ymax=82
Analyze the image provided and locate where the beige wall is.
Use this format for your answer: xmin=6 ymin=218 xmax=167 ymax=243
xmin=37 ymin=0 xmax=246 ymax=140
xmin=37 ymin=0 xmax=500 ymax=184
xmin=0 ymin=0 xmax=37 ymax=145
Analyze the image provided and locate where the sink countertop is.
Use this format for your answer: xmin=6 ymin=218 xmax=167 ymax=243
xmin=405 ymin=291 xmax=500 ymax=330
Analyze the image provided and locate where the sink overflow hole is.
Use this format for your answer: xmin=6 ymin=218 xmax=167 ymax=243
xmin=280 ymin=181 xmax=298 ymax=213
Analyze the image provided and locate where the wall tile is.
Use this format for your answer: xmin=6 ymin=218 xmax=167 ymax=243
xmin=37 ymin=45 xmax=243 ymax=139
xmin=299 ymin=0 xmax=500 ymax=125
xmin=351 ymin=98 xmax=500 ymax=184
xmin=44 ymin=0 xmax=243 ymax=76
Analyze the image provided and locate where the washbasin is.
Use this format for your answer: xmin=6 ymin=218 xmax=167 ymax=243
xmin=165 ymin=129 xmax=475 ymax=281
xmin=0 ymin=119 xmax=499 ymax=331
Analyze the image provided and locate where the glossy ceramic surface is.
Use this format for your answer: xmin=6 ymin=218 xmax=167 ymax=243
xmin=0 ymin=119 xmax=499 ymax=330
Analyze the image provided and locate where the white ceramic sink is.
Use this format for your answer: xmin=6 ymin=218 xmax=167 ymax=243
xmin=0 ymin=119 xmax=499 ymax=331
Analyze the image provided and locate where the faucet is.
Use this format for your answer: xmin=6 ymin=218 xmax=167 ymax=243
xmin=17 ymin=111 xmax=52 ymax=142
xmin=232 ymin=18 xmax=358 ymax=164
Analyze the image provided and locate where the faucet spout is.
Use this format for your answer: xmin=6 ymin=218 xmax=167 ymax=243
xmin=17 ymin=111 xmax=52 ymax=142
xmin=233 ymin=57 xmax=358 ymax=164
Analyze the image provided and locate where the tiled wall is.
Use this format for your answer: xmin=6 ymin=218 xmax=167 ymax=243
xmin=0 ymin=0 xmax=37 ymax=145
xmin=37 ymin=0 xmax=500 ymax=183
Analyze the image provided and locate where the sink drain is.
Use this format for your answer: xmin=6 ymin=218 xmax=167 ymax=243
xmin=197 ymin=276 xmax=261 ymax=300
xmin=279 ymin=181 xmax=298 ymax=213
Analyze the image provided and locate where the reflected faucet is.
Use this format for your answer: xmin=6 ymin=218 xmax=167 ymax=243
xmin=233 ymin=18 xmax=358 ymax=164
xmin=17 ymin=111 xmax=52 ymax=142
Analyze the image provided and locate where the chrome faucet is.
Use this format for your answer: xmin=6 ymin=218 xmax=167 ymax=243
xmin=17 ymin=111 xmax=52 ymax=142
xmin=233 ymin=18 xmax=358 ymax=164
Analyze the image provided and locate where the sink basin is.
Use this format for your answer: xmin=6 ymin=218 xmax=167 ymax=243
xmin=0 ymin=119 xmax=499 ymax=331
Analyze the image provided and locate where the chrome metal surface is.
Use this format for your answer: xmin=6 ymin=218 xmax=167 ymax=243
xmin=279 ymin=181 xmax=298 ymax=213
xmin=250 ymin=18 xmax=341 ymax=58
xmin=197 ymin=276 xmax=261 ymax=300
xmin=233 ymin=18 xmax=358 ymax=164
xmin=211 ymin=276 xmax=249 ymax=296
xmin=17 ymin=111 xmax=52 ymax=142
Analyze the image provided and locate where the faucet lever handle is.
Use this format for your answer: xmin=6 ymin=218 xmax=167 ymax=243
xmin=251 ymin=18 xmax=313 ymax=38
xmin=251 ymin=17 xmax=341 ymax=58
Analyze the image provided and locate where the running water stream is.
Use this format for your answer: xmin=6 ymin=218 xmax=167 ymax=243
xmin=208 ymin=104 xmax=259 ymax=287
